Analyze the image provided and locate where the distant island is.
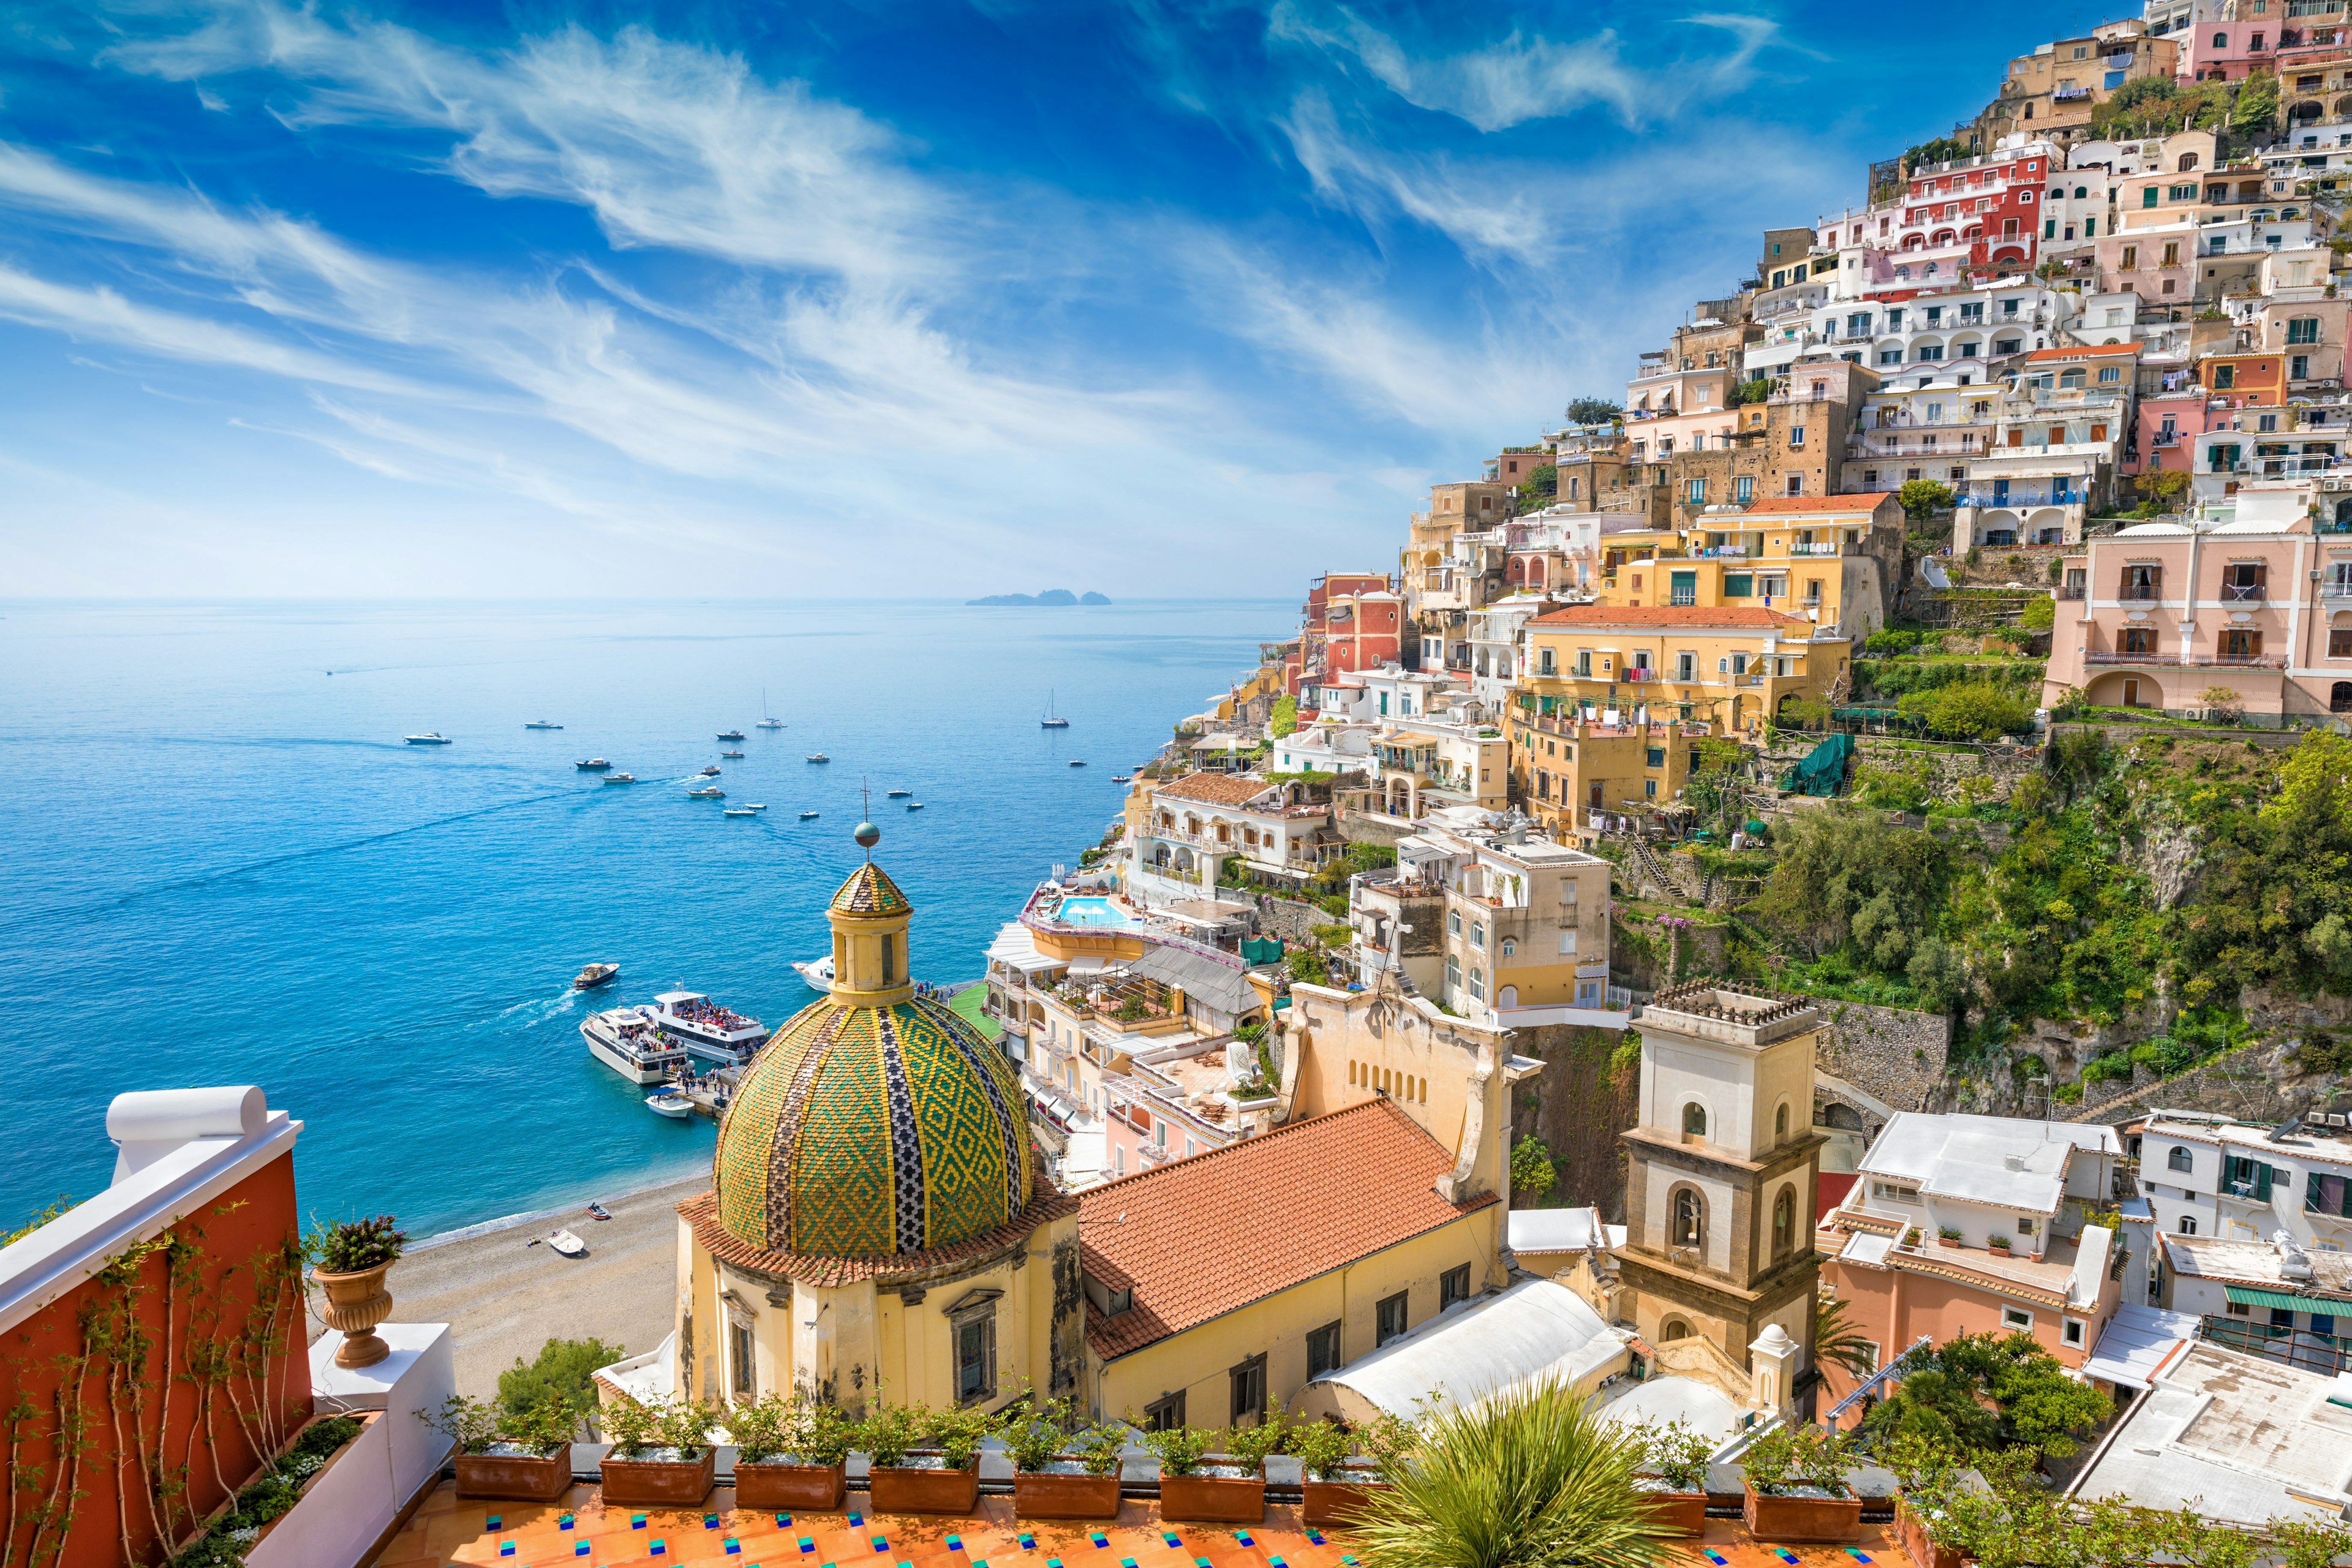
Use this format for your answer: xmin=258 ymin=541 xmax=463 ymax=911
xmin=965 ymin=589 xmax=1112 ymax=606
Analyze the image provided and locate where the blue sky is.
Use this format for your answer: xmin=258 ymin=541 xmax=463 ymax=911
xmin=0 ymin=1 xmax=2100 ymax=597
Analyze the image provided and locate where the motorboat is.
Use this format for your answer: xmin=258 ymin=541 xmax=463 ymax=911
xmin=699 ymin=765 xmax=722 ymax=776
xmin=886 ymin=788 xmax=911 ymax=798
xmin=717 ymin=729 xmax=746 ymax=742
xmin=806 ymin=753 xmax=829 ymax=763
xmin=573 ymin=962 xmax=620 ymax=989
xmin=720 ymin=749 xmax=745 ymax=758
xmin=1041 ymin=689 xmax=1070 ymax=729
xmin=756 ymin=690 xmax=783 ymax=730
xmin=688 ymin=786 xmax=724 ymax=799
xmin=602 ymin=772 xmax=636 ymax=785
xmin=1111 ymin=774 xmax=1132 ymax=783
xmin=744 ymin=803 xmax=767 ymax=812
xmin=906 ymin=801 xmax=925 ymax=810
xmin=576 ymin=758 xmax=611 ymax=771
xmin=723 ymin=806 xmax=756 ymax=817
xmin=1068 ymin=760 xmax=1087 ymax=767
xmin=798 ymin=810 xmax=819 ymax=820
xmin=548 ymin=1229 xmax=589 ymax=1257
xmin=791 ymin=954 xmax=835 ymax=989
xmin=525 ymin=720 xmax=564 ymax=730
xmin=648 ymin=989 xmax=766 ymax=1067
xmin=581 ymin=1005 xmax=689 ymax=1084
xmin=586 ymin=1202 xmax=611 ymax=1221
xmin=646 ymin=1093 xmax=695 ymax=1120
xmin=404 ymin=733 xmax=452 ymax=745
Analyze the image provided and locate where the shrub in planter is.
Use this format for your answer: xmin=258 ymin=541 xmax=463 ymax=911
xmin=171 ymin=1416 xmax=368 ymax=1566
xmin=1149 ymin=1422 xmax=1267 ymax=1523
xmin=1937 ymin=1227 xmax=1962 ymax=1247
xmin=1291 ymin=1417 xmax=1395 ymax=1528
xmin=599 ymin=1396 xmax=716 ymax=1507
xmin=308 ymin=1214 xmax=408 ymax=1369
xmin=1987 ymin=1234 xmax=2013 ymax=1252
xmin=1630 ymin=1420 xmax=1713 ymax=1537
xmin=1008 ymin=1398 xmax=1126 ymax=1520
xmin=1740 ymin=1423 xmax=1861 ymax=1543
xmin=421 ymin=1393 xmax=575 ymax=1501
xmin=865 ymin=1402 xmax=998 ymax=1514
xmin=730 ymin=1393 xmax=851 ymax=1510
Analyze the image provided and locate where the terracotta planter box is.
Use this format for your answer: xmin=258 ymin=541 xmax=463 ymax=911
xmin=1635 ymin=1488 xmax=1708 ymax=1539
xmin=600 ymin=1449 xmax=716 ymax=1507
xmin=1302 ymin=1476 xmax=1391 ymax=1527
xmin=734 ymin=1461 xmax=845 ymax=1511
xmin=455 ymin=1447 xmax=573 ymax=1502
xmin=1937 ymin=1237 xmax=1961 ymax=1248
xmin=1014 ymin=1469 xmax=1123 ymax=1520
xmin=1743 ymin=1485 xmax=1863 ymax=1544
xmin=1897 ymin=1500 xmax=1964 ymax=1568
xmin=867 ymin=1464 xmax=981 ymax=1515
xmin=1160 ymin=1471 xmax=1265 ymax=1523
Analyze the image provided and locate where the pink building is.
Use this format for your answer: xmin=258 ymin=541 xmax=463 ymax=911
xmin=2132 ymin=388 xmax=2228 ymax=477
xmin=2043 ymin=478 xmax=2352 ymax=720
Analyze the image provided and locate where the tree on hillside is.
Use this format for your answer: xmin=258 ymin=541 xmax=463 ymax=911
xmin=1270 ymin=694 xmax=1299 ymax=738
xmin=2135 ymin=467 xmax=2188 ymax=514
xmin=1520 ymin=464 xmax=1558 ymax=504
xmin=499 ymin=1336 xmax=628 ymax=1440
xmin=2187 ymin=731 xmax=2352 ymax=997
xmin=1566 ymin=397 xmax=1623 ymax=426
xmin=1751 ymin=809 xmax=1951 ymax=971
xmin=1897 ymin=478 xmax=1956 ymax=519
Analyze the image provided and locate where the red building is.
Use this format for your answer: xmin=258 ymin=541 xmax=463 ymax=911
xmin=1298 ymin=572 xmax=1396 ymax=690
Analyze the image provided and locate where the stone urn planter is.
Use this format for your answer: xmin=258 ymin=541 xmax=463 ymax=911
xmin=600 ymin=1449 xmax=716 ymax=1507
xmin=734 ymin=1460 xmax=846 ymax=1511
xmin=1014 ymin=1463 xmax=1123 ymax=1520
xmin=1743 ymin=1483 xmax=1863 ymax=1544
xmin=1159 ymin=1464 xmax=1265 ymax=1523
xmin=1301 ymin=1468 xmax=1391 ymax=1527
xmin=1898 ymin=1499 xmax=1965 ymax=1568
xmin=455 ymin=1446 xmax=573 ymax=1502
xmin=1634 ymin=1481 xmax=1708 ymax=1539
xmin=311 ymin=1263 xmax=394 ymax=1370
xmin=867 ymin=1460 xmax=981 ymax=1515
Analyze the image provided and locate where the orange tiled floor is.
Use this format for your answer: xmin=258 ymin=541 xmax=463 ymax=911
xmin=369 ymin=1482 xmax=1894 ymax=1568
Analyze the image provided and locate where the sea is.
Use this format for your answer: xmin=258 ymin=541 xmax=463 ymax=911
xmin=0 ymin=598 xmax=1285 ymax=1239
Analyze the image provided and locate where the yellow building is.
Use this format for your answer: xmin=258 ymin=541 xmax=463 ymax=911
xmin=1594 ymin=493 xmax=1906 ymax=641
xmin=1517 ymin=605 xmax=1849 ymax=750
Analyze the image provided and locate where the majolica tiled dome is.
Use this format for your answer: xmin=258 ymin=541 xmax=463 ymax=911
xmin=712 ymin=863 xmax=1033 ymax=1259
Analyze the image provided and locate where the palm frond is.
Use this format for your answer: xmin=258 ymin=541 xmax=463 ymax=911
xmin=1814 ymin=1292 xmax=1880 ymax=1382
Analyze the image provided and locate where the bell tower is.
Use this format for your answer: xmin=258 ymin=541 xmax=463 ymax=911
xmin=827 ymin=814 xmax=916 ymax=1007
xmin=1616 ymin=984 xmax=1822 ymax=1369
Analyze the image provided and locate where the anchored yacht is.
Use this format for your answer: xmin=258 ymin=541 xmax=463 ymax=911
xmin=581 ymin=1005 xmax=689 ymax=1085
xmin=649 ymin=990 xmax=767 ymax=1067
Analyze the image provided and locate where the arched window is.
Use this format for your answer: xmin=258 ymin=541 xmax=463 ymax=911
xmin=1660 ymin=1318 xmax=1692 ymax=1342
xmin=1683 ymin=1102 xmax=1707 ymax=1141
xmin=1469 ymin=968 xmax=1485 ymax=1003
xmin=1773 ymin=1187 xmax=1795 ymax=1259
xmin=1446 ymin=955 xmax=1460 ymax=990
xmin=2212 ymin=31 xmax=2228 ymax=48
xmin=1499 ymin=937 xmax=1516 ymax=957
xmin=2334 ymin=680 xmax=2352 ymax=714
xmin=1349 ymin=1060 xmax=1359 ymax=1086
xmin=2073 ymin=186 xmax=2087 ymax=200
xmin=2167 ymin=1145 xmax=2193 ymax=1172
xmin=2179 ymin=1215 xmax=2198 ymax=1235
xmin=1774 ymin=1102 xmax=1790 ymax=1141
xmin=1673 ymin=1189 xmax=1705 ymax=1251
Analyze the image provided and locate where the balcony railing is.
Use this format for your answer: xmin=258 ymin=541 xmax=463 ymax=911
xmin=2186 ymin=653 xmax=2286 ymax=668
xmin=2119 ymin=584 xmax=2162 ymax=600
xmin=2222 ymin=583 xmax=2269 ymax=601
xmin=2058 ymin=585 xmax=2087 ymax=600
xmin=2086 ymin=650 xmax=2169 ymax=665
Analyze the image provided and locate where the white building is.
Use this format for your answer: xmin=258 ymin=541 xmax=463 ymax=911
xmin=2141 ymin=1112 xmax=2352 ymax=1248
xmin=1844 ymin=1112 xmax=2122 ymax=1255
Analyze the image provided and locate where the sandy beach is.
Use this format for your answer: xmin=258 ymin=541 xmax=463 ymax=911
xmin=311 ymin=1174 xmax=705 ymax=1400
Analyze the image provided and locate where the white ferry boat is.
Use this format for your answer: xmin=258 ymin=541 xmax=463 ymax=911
xmin=581 ymin=1005 xmax=689 ymax=1085
xmin=791 ymin=954 xmax=834 ymax=989
xmin=649 ymin=990 xmax=767 ymax=1067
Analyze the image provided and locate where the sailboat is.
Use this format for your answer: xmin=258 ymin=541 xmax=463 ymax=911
xmin=1040 ymin=689 xmax=1070 ymax=729
xmin=756 ymin=688 xmax=784 ymax=730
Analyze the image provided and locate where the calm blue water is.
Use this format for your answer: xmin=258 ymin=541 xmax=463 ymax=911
xmin=1049 ymin=897 xmax=1138 ymax=929
xmin=0 ymin=600 xmax=1283 ymax=1237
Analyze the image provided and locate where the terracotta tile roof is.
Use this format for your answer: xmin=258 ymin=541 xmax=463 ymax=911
xmin=677 ymin=1161 xmax=1077 ymax=1287
xmin=1153 ymin=772 xmax=1276 ymax=807
xmin=1526 ymin=605 xmax=1816 ymax=631
xmin=1735 ymin=492 xmax=1896 ymax=516
xmin=1078 ymin=1098 xmax=1495 ymax=1360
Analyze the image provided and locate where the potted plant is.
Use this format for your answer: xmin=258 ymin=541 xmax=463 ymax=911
xmin=865 ymin=1401 xmax=998 ymax=1515
xmin=1151 ymin=1418 xmax=1271 ymax=1523
xmin=731 ymin=1393 xmax=851 ymax=1510
xmin=1902 ymin=1227 xmax=1922 ymax=1248
xmin=1937 ymin=1227 xmax=1962 ymax=1248
xmin=1632 ymin=1420 xmax=1713 ymax=1538
xmin=1987 ymin=1233 xmax=2013 ymax=1253
xmin=1008 ymin=1398 xmax=1125 ymax=1520
xmin=1291 ymin=1417 xmax=1398 ymax=1528
xmin=1740 ymin=1423 xmax=1861 ymax=1542
xmin=598 ymin=1396 xmax=716 ymax=1507
xmin=421 ymin=1393 xmax=575 ymax=1502
xmin=309 ymin=1215 xmax=407 ymax=1369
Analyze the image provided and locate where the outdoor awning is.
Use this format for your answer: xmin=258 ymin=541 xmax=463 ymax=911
xmin=2224 ymin=1285 xmax=2352 ymax=1313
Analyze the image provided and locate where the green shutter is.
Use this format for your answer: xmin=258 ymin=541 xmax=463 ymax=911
xmin=1724 ymin=574 xmax=1754 ymax=598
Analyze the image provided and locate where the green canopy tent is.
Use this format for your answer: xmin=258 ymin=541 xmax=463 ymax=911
xmin=1779 ymin=732 xmax=1854 ymax=797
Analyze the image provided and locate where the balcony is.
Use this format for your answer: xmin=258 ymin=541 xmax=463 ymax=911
xmin=2185 ymin=653 xmax=2287 ymax=668
xmin=2118 ymin=584 xmax=2162 ymax=600
xmin=2058 ymin=585 xmax=2088 ymax=600
xmin=2086 ymin=650 xmax=2171 ymax=665
xmin=2221 ymin=582 xmax=2269 ymax=601
xmin=1788 ymin=541 xmax=1843 ymax=556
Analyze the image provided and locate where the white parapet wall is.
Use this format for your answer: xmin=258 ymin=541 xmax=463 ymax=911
xmin=247 ymin=1324 xmax=456 ymax=1568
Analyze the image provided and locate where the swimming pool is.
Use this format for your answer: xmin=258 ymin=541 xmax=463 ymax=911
xmin=1054 ymin=895 xmax=1138 ymax=929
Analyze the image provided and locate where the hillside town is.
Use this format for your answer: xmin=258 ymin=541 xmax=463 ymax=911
xmin=16 ymin=13 xmax=2352 ymax=1568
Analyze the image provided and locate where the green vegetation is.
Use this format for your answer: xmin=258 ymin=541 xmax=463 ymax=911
xmin=1519 ymin=463 xmax=1558 ymax=503
xmin=306 ymin=1213 xmax=407 ymax=1273
xmin=1270 ymin=695 xmax=1299 ymax=738
xmin=1284 ymin=947 xmax=1330 ymax=986
xmin=1727 ymin=377 xmax=1774 ymax=406
xmin=498 ymin=1337 xmax=626 ymax=1439
xmin=1565 ymin=398 xmax=1623 ymax=426
xmin=168 ymin=1417 xmax=366 ymax=1567
xmin=1861 ymin=1332 xmax=2107 ymax=1460
xmin=1351 ymin=1376 xmax=1660 ymax=1568
xmin=1510 ymin=1136 xmax=1559 ymax=1199
xmin=1894 ymin=682 xmax=2035 ymax=741
xmin=1898 ymin=478 xmax=1955 ymax=519
xmin=2091 ymin=70 xmax=2277 ymax=147
xmin=1902 ymin=137 xmax=1973 ymax=171
xmin=1814 ymin=1294 xmax=1880 ymax=1382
